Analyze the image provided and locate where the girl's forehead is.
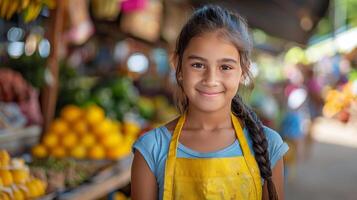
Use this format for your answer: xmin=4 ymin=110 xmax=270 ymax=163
xmin=183 ymin=32 xmax=240 ymax=59
xmin=191 ymin=31 xmax=235 ymax=45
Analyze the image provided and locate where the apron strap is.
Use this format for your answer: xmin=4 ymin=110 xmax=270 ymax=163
xmin=231 ymin=113 xmax=262 ymax=199
xmin=163 ymin=113 xmax=186 ymax=200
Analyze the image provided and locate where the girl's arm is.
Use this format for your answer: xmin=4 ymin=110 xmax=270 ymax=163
xmin=262 ymin=158 xmax=285 ymax=200
xmin=131 ymin=151 xmax=158 ymax=200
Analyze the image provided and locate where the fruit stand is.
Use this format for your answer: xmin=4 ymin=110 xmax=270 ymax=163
xmin=0 ymin=0 xmax=180 ymax=198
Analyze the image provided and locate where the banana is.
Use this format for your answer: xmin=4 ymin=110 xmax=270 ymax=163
xmin=23 ymin=2 xmax=33 ymax=22
xmin=5 ymin=0 xmax=19 ymax=20
xmin=0 ymin=0 xmax=9 ymax=19
xmin=21 ymin=0 xmax=30 ymax=9
xmin=24 ymin=1 xmax=42 ymax=23
xmin=0 ymin=0 xmax=54 ymax=22
xmin=31 ymin=2 xmax=42 ymax=22
xmin=42 ymin=0 xmax=56 ymax=9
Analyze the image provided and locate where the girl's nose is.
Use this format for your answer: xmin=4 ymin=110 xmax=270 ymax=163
xmin=202 ymin=68 xmax=219 ymax=87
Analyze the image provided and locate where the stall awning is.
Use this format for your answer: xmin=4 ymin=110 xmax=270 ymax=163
xmin=192 ymin=0 xmax=330 ymax=45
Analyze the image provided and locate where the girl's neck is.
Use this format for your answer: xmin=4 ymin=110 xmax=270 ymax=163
xmin=185 ymin=105 xmax=232 ymax=131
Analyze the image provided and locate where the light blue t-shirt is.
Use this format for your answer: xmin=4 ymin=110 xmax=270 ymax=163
xmin=133 ymin=125 xmax=289 ymax=200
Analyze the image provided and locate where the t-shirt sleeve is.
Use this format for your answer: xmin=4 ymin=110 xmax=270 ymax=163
xmin=132 ymin=129 xmax=159 ymax=175
xmin=263 ymin=126 xmax=289 ymax=168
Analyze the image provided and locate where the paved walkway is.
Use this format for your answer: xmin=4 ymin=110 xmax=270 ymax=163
xmin=285 ymin=118 xmax=357 ymax=200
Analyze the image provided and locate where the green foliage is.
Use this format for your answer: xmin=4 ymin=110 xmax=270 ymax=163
xmin=4 ymin=53 xmax=46 ymax=88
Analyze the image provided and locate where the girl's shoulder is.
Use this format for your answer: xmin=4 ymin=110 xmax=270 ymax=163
xmin=244 ymin=125 xmax=283 ymax=146
xmin=132 ymin=126 xmax=172 ymax=175
xmin=135 ymin=117 xmax=179 ymax=144
xmin=261 ymin=125 xmax=289 ymax=167
xmin=261 ymin=126 xmax=284 ymax=144
xmin=134 ymin=126 xmax=171 ymax=148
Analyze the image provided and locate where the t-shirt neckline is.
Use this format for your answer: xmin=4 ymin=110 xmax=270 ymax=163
xmin=160 ymin=126 xmax=247 ymax=158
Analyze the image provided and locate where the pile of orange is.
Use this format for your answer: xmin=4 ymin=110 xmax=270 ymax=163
xmin=32 ymin=105 xmax=141 ymax=160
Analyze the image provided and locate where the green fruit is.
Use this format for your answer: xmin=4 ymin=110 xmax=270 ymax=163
xmin=138 ymin=97 xmax=155 ymax=119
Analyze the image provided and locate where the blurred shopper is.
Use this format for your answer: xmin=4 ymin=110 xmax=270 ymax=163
xmin=300 ymin=65 xmax=324 ymax=160
xmin=280 ymin=86 xmax=307 ymax=181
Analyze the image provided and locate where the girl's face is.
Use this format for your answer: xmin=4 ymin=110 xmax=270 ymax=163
xmin=180 ymin=31 xmax=243 ymax=113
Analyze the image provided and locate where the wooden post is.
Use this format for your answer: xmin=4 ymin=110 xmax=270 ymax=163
xmin=41 ymin=0 xmax=65 ymax=134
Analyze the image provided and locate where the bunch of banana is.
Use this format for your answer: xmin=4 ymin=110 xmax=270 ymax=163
xmin=92 ymin=0 xmax=121 ymax=20
xmin=0 ymin=0 xmax=56 ymax=22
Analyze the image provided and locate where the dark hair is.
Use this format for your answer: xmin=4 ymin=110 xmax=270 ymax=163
xmin=173 ymin=5 xmax=278 ymax=200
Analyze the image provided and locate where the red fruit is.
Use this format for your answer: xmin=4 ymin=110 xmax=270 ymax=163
xmin=338 ymin=110 xmax=350 ymax=123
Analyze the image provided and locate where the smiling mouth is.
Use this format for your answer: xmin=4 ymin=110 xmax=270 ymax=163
xmin=197 ymin=89 xmax=224 ymax=97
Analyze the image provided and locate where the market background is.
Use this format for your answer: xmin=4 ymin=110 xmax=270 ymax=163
xmin=0 ymin=0 xmax=356 ymax=199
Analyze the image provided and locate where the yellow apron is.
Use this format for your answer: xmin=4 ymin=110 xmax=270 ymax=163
xmin=163 ymin=113 xmax=262 ymax=200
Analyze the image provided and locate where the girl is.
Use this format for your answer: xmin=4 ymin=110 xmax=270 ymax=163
xmin=131 ymin=5 xmax=289 ymax=200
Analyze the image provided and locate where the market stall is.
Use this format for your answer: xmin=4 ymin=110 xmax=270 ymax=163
xmin=0 ymin=0 xmax=178 ymax=199
xmin=1 ymin=0 xmax=354 ymax=199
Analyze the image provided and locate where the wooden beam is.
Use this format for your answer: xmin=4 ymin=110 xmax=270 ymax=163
xmin=41 ymin=0 xmax=65 ymax=134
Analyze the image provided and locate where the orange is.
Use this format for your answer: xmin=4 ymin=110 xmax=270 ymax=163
xmin=61 ymin=105 xmax=83 ymax=123
xmin=88 ymin=145 xmax=105 ymax=160
xmin=114 ymin=191 xmax=127 ymax=200
xmin=61 ymin=133 xmax=77 ymax=148
xmin=0 ymin=150 xmax=10 ymax=167
xmin=73 ymin=120 xmax=88 ymax=135
xmin=85 ymin=105 xmax=105 ymax=125
xmin=42 ymin=134 xmax=58 ymax=148
xmin=32 ymin=178 xmax=46 ymax=196
xmin=49 ymin=119 xmax=69 ymax=135
xmin=12 ymin=186 xmax=25 ymax=200
xmin=51 ymin=147 xmax=66 ymax=158
xmin=80 ymin=134 xmax=96 ymax=147
xmin=70 ymin=146 xmax=87 ymax=159
xmin=25 ymin=180 xmax=39 ymax=198
xmin=123 ymin=121 xmax=141 ymax=136
xmin=123 ymin=134 xmax=136 ymax=146
xmin=93 ymin=119 xmax=112 ymax=137
xmin=0 ymin=169 xmax=13 ymax=186
xmin=106 ymin=147 xmax=128 ymax=160
xmin=100 ymin=133 xmax=122 ymax=148
xmin=111 ymin=120 xmax=121 ymax=132
xmin=31 ymin=145 xmax=48 ymax=158
xmin=11 ymin=168 xmax=29 ymax=184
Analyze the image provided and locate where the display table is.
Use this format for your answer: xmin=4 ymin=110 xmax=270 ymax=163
xmin=37 ymin=155 xmax=133 ymax=200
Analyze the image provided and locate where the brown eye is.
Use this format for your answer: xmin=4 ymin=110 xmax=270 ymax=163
xmin=220 ymin=65 xmax=232 ymax=70
xmin=191 ymin=63 xmax=205 ymax=69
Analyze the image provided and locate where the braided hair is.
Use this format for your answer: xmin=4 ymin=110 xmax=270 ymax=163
xmin=173 ymin=5 xmax=278 ymax=200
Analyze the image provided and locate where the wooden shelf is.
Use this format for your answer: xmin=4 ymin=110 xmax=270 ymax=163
xmin=56 ymin=155 xmax=133 ymax=200
xmin=0 ymin=126 xmax=42 ymax=154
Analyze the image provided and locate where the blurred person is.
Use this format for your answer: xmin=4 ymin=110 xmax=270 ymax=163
xmin=300 ymin=65 xmax=323 ymax=160
xmin=131 ymin=5 xmax=288 ymax=200
xmin=280 ymin=87 xmax=307 ymax=182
